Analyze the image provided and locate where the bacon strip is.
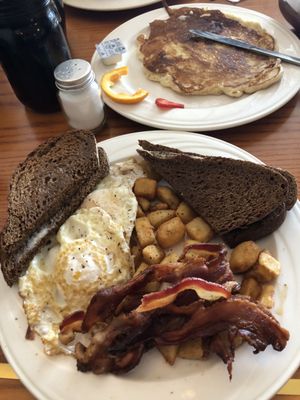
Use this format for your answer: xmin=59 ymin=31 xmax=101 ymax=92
xmin=83 ymin=244 xmax=233 ymax=331
xmin=75 ymin=241 xmax=289 ymax=376
xmin=76 ymin=295 xmax=289 ymax=375
xmin=136 ymin=277 xmax=230 ymax=313
xmin=156 ymin=296 xmax=289 ymax=352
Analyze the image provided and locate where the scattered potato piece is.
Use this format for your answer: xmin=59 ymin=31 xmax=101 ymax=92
xmin=229 ymin=241 xmax=261 ymax=274
xmin=135 ymin=217 xmax=156 ymax=248
xmin=144 ymin=281 xmax=161 ymax=293
xmin=136 ymin=205 xmax=145 ymax=218
xmin=147 ymin=209 xmax=176 ymax=228
xmin=156 ymin=217 xmax=185 ymax=248
xmin=185 ymin=217 xmax=214 ymax=242
xmin=176 ymin=202 xmax=196 ymax=224
xmin=134 ymin=262 xmax=149 ymax=276
xmin=142 ymin=244 xmax=165 ymax=265
xmin=131 ymin=245 xmax=142 ymax=268
xmin=160 ymin=251 xmax=179 ymax=264
xmin=137 ymin=196 xmax=150 ymax=212
xmin=184 ymin=248 xmax=218 ymax=262
xmin=157 ymin=345 xmax=178 ymax=365
xmin=247 ymin=251 xmax=281 ymax=283
xmin=59 ymin=330 xmax=75 ymax=345
xmin=233 ymin=335 xmax=244 ymax=349
xmin=239 ymin=277 xmax=261 ymax=300
xmin=258 ymin=283 xmax=275 ymax=309
xmin=184 ymin=239 xmax=199 ymax=247
xmin=178 ymin=338 xmax=204 ymax=360
xmin=134 ymin=178 xmax=157 ymax=200
xmin=150 ymin=201 xmax=169 ymax=211
xmin=157 ymin=186 xmax=180 ymax=210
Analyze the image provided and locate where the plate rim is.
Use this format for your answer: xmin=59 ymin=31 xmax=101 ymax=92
xmin=1 ymin=130 xmax=300 ymax=400
xmin=63 ymin=0 xmax=160 ymax=11
xmin=91 ymin=2 xmax=300 ymax=131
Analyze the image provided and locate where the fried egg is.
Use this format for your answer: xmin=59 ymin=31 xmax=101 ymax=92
xmin=19 ymin=159 xmax=145 ymax=355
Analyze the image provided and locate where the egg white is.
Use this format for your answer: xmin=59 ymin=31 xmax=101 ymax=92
xmin=19 ymin=159 xmax=145 ymax=355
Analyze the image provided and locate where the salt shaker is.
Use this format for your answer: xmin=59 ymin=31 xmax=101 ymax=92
xmin=54 ymin=59 xmax=105 ymax=132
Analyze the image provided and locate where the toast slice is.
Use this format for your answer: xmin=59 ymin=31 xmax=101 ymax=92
xmin=0 ymin=130 xmax=109 ymax=286
xmin=137 ymin=141 xmax=297 ymax=246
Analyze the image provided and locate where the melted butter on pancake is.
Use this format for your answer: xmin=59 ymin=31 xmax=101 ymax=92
xmin=137 ymin=8 xmax=282 ymax=97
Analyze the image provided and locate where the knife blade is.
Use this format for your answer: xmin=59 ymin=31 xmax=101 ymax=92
xmin=189 ymin=29 xmax=300 ymax=67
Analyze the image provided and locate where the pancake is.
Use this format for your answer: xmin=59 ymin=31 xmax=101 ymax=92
xmin=137 ymin=7 xmax=282 ymax=97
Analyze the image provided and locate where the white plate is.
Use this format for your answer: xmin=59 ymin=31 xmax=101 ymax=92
xmin=91 ymin=3 xmax=300 ymax=131
xmin=1 ymin=131 xmax=300 ymax=400
xmin=63 ymin=0 xmax=160 ymax=11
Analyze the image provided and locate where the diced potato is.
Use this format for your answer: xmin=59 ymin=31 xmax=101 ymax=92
xmin=258 ymin=283 xmax=275 ymax=309
xmin=160 ymin=251 xmax=179 ymax=264
xmin=134 ymin=178 xmax=157 ymax=200
xmin=176 ymin=202 xmax=196 ymax=224
xmin=142 ymin=244 xmax=165 ymax=265
xmin=137 ymin=196 xmax=150 ymax=212
xmin=150 ymin=201 xmax=169 ymax=211
xmin=135 ymin=217 xmax=156 ymax=248
xmin=134 ymin=261 xmax=149 ymax=276
xmin=247 ymin=251 xmax=281 ymax=283
xmin=178 ymin=338 xmax=204 ymax=360
xmin=184 ymin=248 xmax=217 ymax=262
xmin=239 ymin=277 xmax=261 ymax=300
xmin=157 ymin=345 xmax=178 ymax=365
xmin=144 ymin=281 xmax=161 ymax=293
xmin=136 ymin=205 xmax=145 ymax=217
xmin=184 ymin=239 xmax=200 ymax=247
xmin=233 ymin=335 xmax=244 ymax=349
xmin=131 ymin=245 xmax=142 ymax=268
xmin=156 ymin=186 xmax=180 ymax=210
xmin=229 ymin=241 xmax=261 ymax=274
xmin=156 ymin=217 xmax=185 ymax=248
xmin=59 ymin=330 xmax=75 ymax=345
xmin=185 ymin=217 xmax=214 ymax=243
xmin=147 ymin=209 xmax=176 ymax=228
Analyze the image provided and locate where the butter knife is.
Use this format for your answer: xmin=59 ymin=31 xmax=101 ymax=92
xmin=189 ymin=29 xmax=300 ymax=67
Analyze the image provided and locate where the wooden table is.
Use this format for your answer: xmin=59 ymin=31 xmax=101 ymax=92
xmin=0 ymin=0 xmax=299 ymax=398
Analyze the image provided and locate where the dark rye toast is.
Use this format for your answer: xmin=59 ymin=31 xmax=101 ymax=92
xmin=0 ymin=131 xmax=109 ymax=286
xmin=137 ymin=140 xmax=297 ymax=247
xmin=222 ymin=167 xmax=297 ymax=247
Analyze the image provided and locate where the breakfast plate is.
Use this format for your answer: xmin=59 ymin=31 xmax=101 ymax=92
xmin=1 ymin=130 xmax=300 ymax=400
xmin=63 ymin=0 xmax=160 ymax=11
xmin=91 ymin=3 xmax=300 ymax=131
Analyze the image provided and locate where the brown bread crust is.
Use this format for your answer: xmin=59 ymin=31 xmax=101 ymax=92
xmin=222 ymin=204 xmax=287 ymax=248
xmin=0 ymin=131 xmax=109 ymax=286
xmin=137 ymin=141 xmax=295 ymax=237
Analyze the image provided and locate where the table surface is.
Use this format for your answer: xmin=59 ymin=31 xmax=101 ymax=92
xmin=0 ymin=0 xmax=299 ymax=399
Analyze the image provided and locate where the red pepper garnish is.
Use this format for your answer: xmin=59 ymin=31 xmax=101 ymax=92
xmin=155 ymin=98 xmax=185 ymax=109
xmin=136 ymin=277 xmax=230 ymax=313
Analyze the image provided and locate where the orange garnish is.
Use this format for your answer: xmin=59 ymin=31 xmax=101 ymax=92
xmin=100 ymin=66 xmax=148 ymax=104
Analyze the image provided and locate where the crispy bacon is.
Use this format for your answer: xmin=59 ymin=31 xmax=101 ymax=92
xmin=76 ymin=295 xmax=289 ymax=375
xmin=76 ymin=312 xmax=151 ymax=374
xmin=136 ymin=277 xmax=231 ymax=312
xmin=156 ymin=296 xmax=289 ymax=352
xmin=76 ymin=243 xmax=289 ymax=377
xmin=209 ymin=331 xmax=237 ymax=379
xmin=83 ymin=244 xmax=232 ymax=331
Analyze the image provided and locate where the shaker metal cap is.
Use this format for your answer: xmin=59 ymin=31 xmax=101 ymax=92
xmin=54 ymin=59 xmax=94 ymax=90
